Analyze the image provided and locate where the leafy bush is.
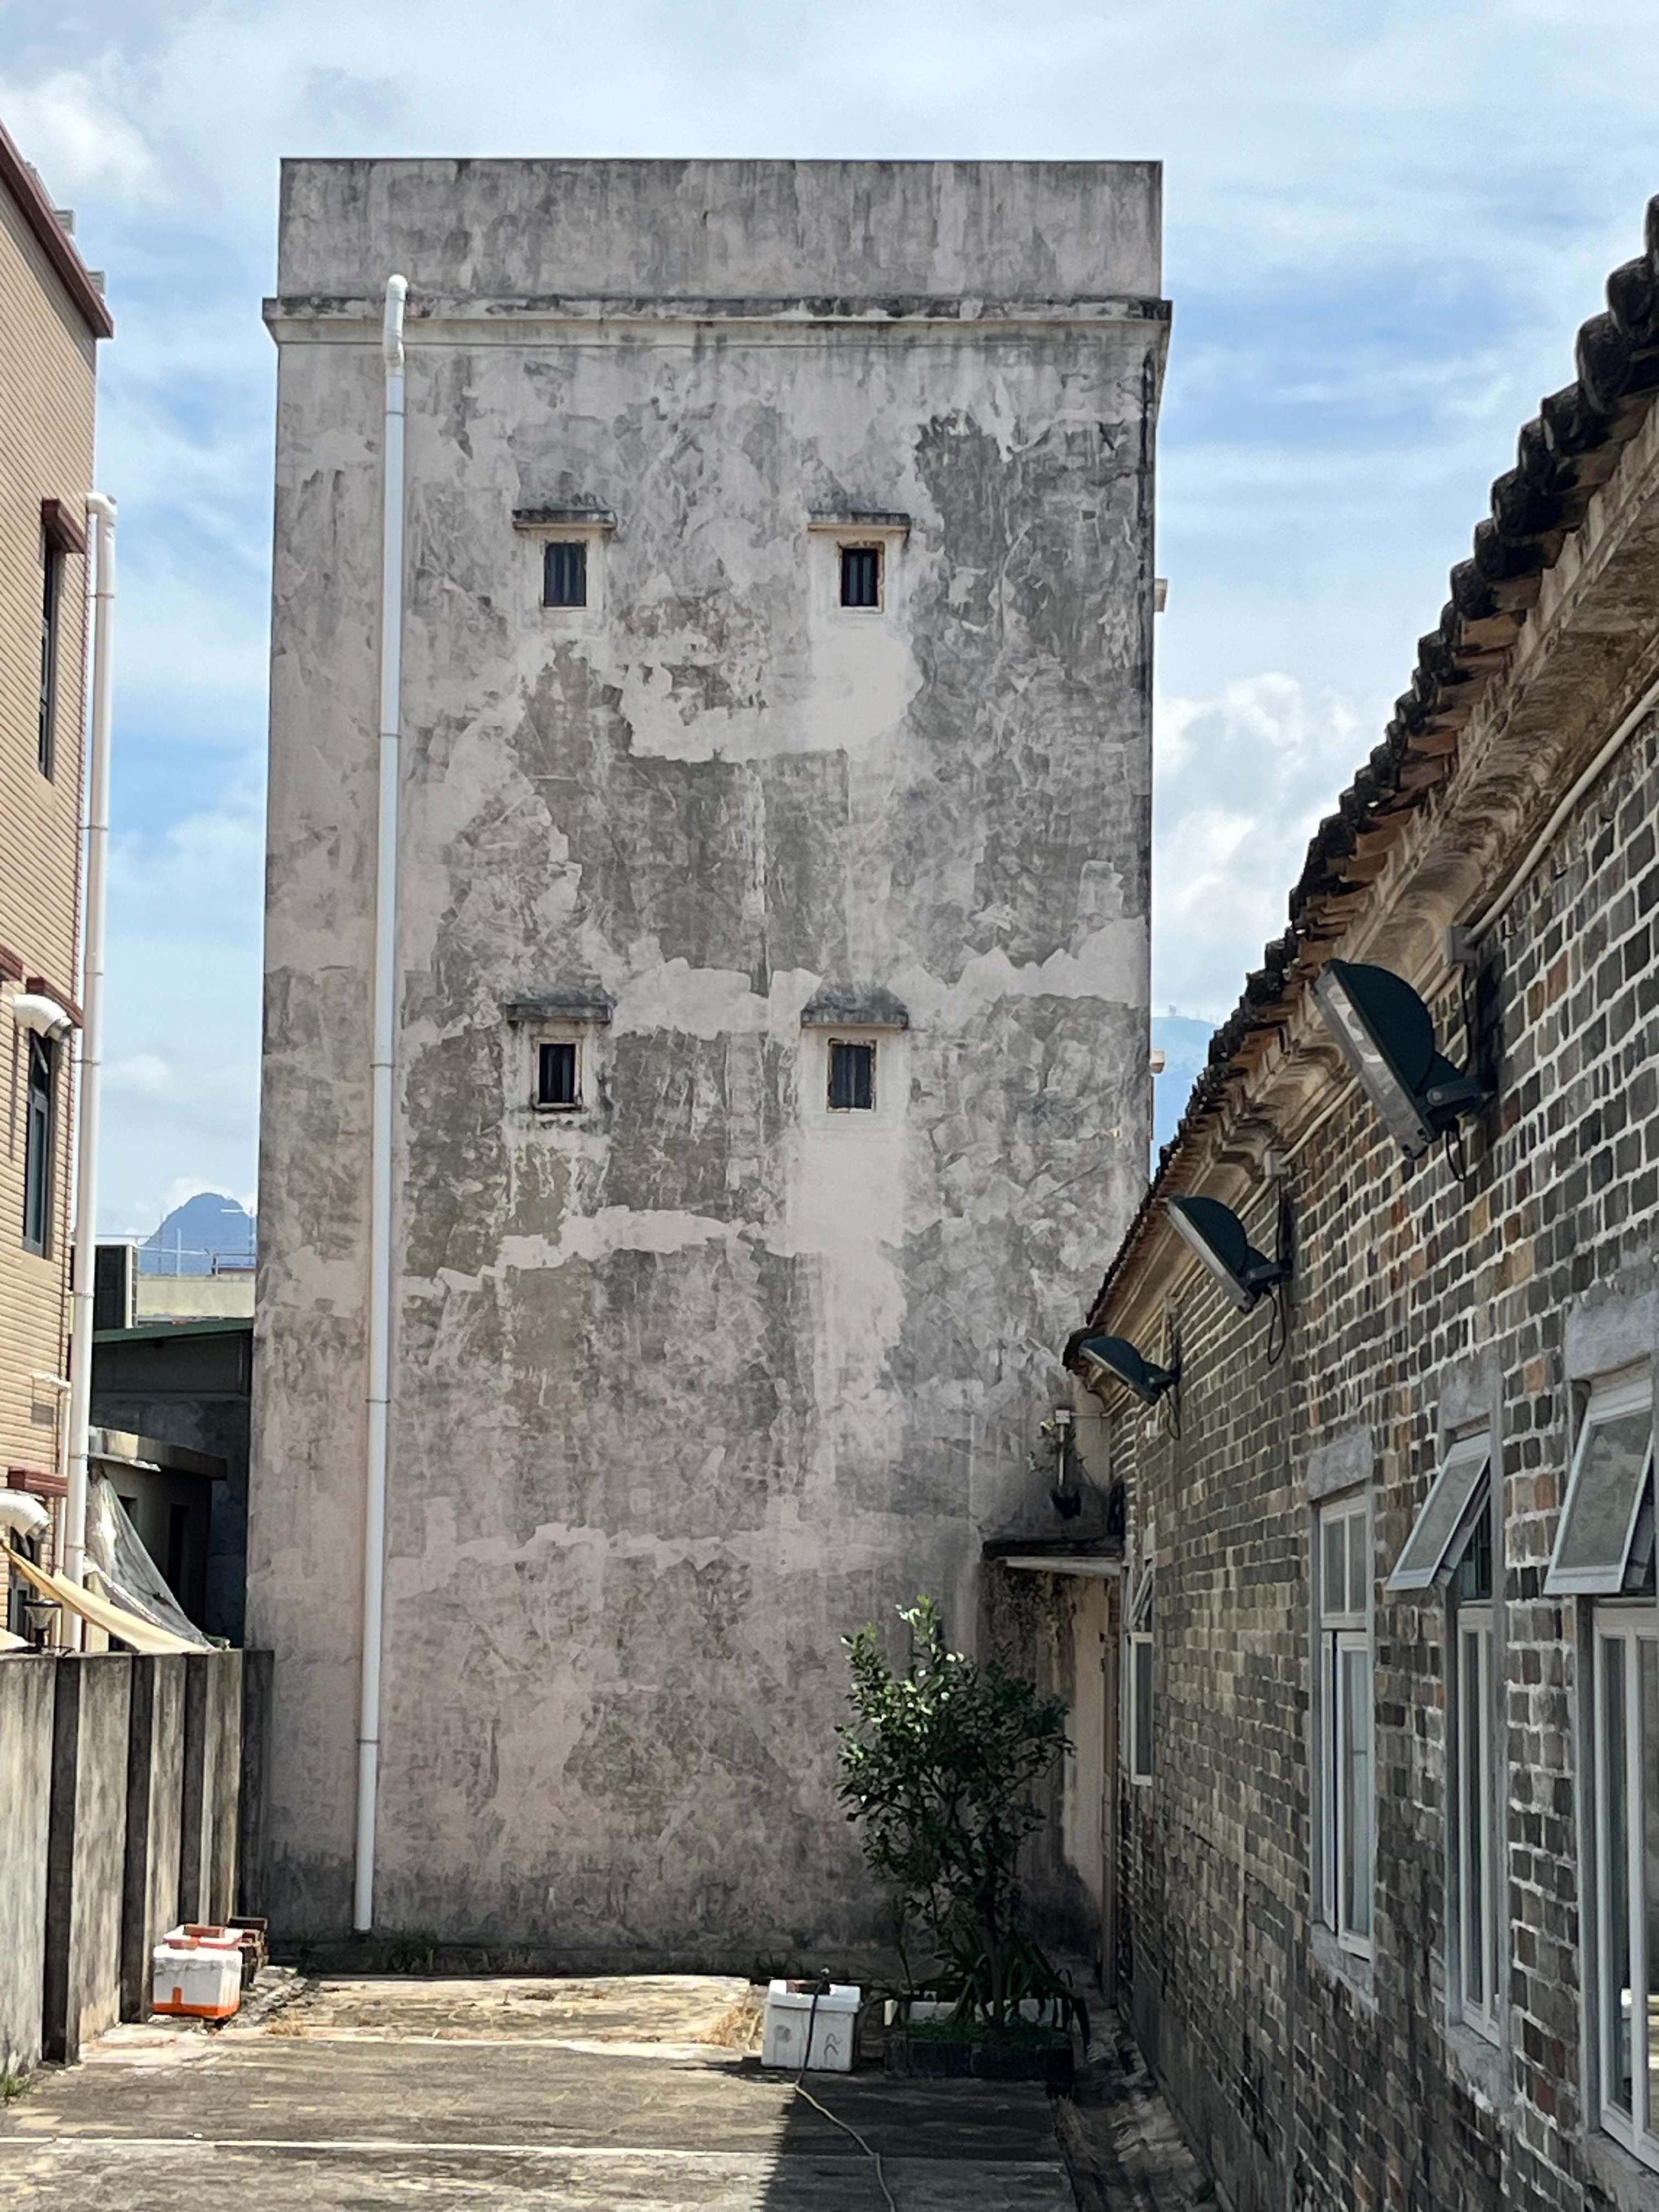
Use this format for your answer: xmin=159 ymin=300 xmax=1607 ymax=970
xmin=837 ymin=1595 xmax=1082 ymax=2037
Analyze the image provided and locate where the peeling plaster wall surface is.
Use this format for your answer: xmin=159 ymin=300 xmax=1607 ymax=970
xmin=252 ymin=159 xmax=1164 ymax=1953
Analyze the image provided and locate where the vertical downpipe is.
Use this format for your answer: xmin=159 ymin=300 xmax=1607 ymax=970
xmin=63 ymin=493 xmax=117 ymax=1606
xmin=354 ymin=274 xmax=408 ymax=1933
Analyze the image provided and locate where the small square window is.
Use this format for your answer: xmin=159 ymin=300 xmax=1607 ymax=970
xmin=536 ymin=1039 xmax=580 ymax=1109
xmin=839 ymin=544 xmax=881 ymax=609
xmin=828 ymin=1039 xmax=874 ymax=1111
xmin=543 ymin=541 xmax=588 ymax=609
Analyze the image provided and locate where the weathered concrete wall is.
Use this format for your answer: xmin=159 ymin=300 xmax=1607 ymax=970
xmin=43 ymin=1654 xmax=131 ymax=2062
xmin=121 ymin=1654 xmax=185 ymax=2019
xmin=253 ymin=159 xmax=1164 ymax=1951
xmin=0 ymin=1656 xmax=56 ymax=2072
xmin=179 ymin=1647 xmax=242 ymax=1926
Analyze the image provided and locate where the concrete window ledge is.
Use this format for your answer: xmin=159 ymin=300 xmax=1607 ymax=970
xmin=1585 ymin=2131 xmax=1659 ymax=2212
xmin=1310 ymin=1923 xmax=1377 ymax=2012
xmin=1443 ymin=2016 xmax=1507 ymax=2109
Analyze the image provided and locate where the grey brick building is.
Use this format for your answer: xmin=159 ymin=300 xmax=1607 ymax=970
xmin=1058 ymin=199 xmax=1659 ymax=2209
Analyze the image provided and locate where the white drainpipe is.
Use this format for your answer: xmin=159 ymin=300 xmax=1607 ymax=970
xmin=354 ymin=274 xmax=408 ymax=1933
xmin=63 ymin=492 xmax=116 ymax=1602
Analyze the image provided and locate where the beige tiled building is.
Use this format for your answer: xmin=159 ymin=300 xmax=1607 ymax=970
xmin=0 ymin=120 xmax=110 ymax=1540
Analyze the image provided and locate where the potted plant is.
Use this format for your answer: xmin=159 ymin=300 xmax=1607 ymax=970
xmin=838 ymin=1596 xmax=1084 ymax=2084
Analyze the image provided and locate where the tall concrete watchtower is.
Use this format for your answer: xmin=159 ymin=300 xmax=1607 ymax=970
xmin=253 ymin=158 xmax=1165 ymax=1952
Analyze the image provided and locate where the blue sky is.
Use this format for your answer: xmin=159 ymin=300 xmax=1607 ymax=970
xmin=4 ymin=0 xmax=1658 ymax=1229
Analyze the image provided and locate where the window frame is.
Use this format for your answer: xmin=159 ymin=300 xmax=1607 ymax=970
xmin=542 ymin=539 xmax=588 ymax=610
xmin=22 ymin=1031 xmax=55 ymax=1255
xmin=1592 ymin=1606 xmax=1659 ymax=2173
xmin=827 ymin=1037 xmax=875 ymax=1113
xmin=1124 ymin=1562 xmax=1154 ymax=1785
xmin=1453 ymin=1593 xmax=1499 ymax=2038
xmin=535 ymin=1037 xmax=582 ymax=1113
xmin=838 ymin=541 xmax=883 ymax=611
xmin=1547 ymin=1374 xmax=1655 ymax=1596
xmin=1316 ymin=1494 xmax=1374 ymax=1957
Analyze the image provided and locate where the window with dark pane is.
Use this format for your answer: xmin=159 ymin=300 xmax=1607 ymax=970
xmin=23 ymin=1034 xmax=54 ymax=1252
xmin=537 ymin=1040 xmax=580 ymax=1108
xmin=839 ymin=544 xmax=881 ymax=609
xmin=543 ymin=540 xmax=588 ymax=608
xmin=828 ymin=1039 xmax=874 ymax=1111
xmin=39 ymin=538 xmax=64 ymax=776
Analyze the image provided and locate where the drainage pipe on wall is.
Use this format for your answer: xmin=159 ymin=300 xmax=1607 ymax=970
xmin=354 ymin=274 xmax=409 ymax=1933
xmin=63 ymin=492 xmax=117 ymax=1604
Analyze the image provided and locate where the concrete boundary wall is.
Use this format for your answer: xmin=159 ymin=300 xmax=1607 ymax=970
xmin=121 ymin=1655 xmax=186 ymax=2020
xmin=0 ymin=1645 xmax=267 ymax=2070
xmin=0 ymin=1656 xmax=58 ymax=2073
xmin=43 ymin=1655 xmax=132 ymax=2063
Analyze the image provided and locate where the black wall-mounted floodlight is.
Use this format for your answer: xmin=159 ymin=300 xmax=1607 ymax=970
xmin=1311 ymin=959 xmax=1491 ymax=1161
xmin=1165 ymin=1194 xmax=1290 ymax=1314
xmin=1071 ymin=1333 xmax=1178 ymax=1406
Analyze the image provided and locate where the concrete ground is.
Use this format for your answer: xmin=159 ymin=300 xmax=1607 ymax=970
xmin=0 ymin=1973 xmax=1080 ymax=2210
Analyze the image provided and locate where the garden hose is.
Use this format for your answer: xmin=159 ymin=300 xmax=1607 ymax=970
xmin=793 ymin=1984 xmax=898 ymax=2212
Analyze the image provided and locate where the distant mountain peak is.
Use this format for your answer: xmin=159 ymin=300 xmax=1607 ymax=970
xmin=141 ymin=1191 xmax=256 ymax=1278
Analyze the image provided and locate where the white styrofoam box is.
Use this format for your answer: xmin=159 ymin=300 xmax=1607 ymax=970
xmin=151 ymin=1943 xmax=242 ymax=2020
xmin=761 ymin=1980 xmax=861 ymax=2073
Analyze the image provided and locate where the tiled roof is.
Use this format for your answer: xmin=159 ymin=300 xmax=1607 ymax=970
xmin=1086 ymin=195 xmax=1659 ymax=1328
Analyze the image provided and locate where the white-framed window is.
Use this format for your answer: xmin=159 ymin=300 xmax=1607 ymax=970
xmin=1570 ymin=1369 xmax=1659 ymax=2168
xmin=1317 ymin=1494 xmax=1373 ymax=1954
xmin=1125 ymin=1562 xmax=1154 ymax=1785
xmin=1388 ymin=1430 xmax=1499 ymax=2036
xmin=1546 ymin=1373 xmax=1655 ymax=1597
xmin=1451 ymin=1490 xmax=1497 ymax=2037
xmin=1593 ymin=1606 xmax=1659 ymax=2171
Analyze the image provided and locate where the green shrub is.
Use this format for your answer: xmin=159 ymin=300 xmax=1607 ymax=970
xmin=837 ymin=1596 xmax=1082 ymax=2037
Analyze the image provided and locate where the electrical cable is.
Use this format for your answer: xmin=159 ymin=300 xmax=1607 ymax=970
xmin=792 ymin=1984 xmax=898 ymax=2212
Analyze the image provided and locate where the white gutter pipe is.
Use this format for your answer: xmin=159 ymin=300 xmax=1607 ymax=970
xmin=354 ymin=274 xmax=408 ymax=1933
xmin=64 ymin=493 xmax=116 ymax=1602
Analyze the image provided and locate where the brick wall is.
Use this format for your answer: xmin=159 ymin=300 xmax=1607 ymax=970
xmin=1102 ymin=699 xmax=1659 ymax=2211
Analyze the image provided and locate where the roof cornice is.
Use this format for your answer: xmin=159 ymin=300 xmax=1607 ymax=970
xmin=0 ymin=116 xmax=113 ymax=340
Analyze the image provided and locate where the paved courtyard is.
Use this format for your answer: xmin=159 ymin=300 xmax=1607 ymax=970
xmin=0 ymin=1975 xmax=1081 ymax=2210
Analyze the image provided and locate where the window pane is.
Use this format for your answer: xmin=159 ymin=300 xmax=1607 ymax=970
xmin=1460 ymin=1626 xmax=1486 ymax=2008
xmin=1551 ymin=1410 xmax=1653 ymax=1592
xmin=1133 ymin=1641 xmax=1154 ymax=1778
xmin=544 ymin=541 xmax=587 ymax=607
xmin=839 ymin=545 xmax=880 ymax=608
xmin=23 ymin=1035 xmax=51 ymax=1251
xmin=1391 ymin=1450 xmax=1489 ymax=1591
xmin=1605 ymin=1636 xmax=1634 ymax=2116
xmin=1322 ymin=1515 xmax=1345 ymax=1621
xmin=828 ymin=1040 xmax=874 ymax=1111
xmin=538 ymin=1040 xmax=578 ymax=1106
xmin=1644 ymin=1639 xmax=1659 ymax=2136
xmin=1346 ymin=1511 xmax=1369 ymax=1618
xmin=1452 ymin=1504 xmax=1494 ymax=1604
xmin=1341 ymin=1643 xmax=1373 ymax=1940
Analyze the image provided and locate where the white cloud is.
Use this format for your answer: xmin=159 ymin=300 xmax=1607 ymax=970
xmin=0 ymin=70 xmax=164 ymax=205
xmin=1152 ymin=674 xmax=1367 ymax=1022
xmin=106 ymin=1052 xmax=173 ymax=1096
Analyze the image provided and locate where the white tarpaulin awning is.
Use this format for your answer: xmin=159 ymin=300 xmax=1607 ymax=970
xmin=6 ymin=1549 xmax=201 ymax=1656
